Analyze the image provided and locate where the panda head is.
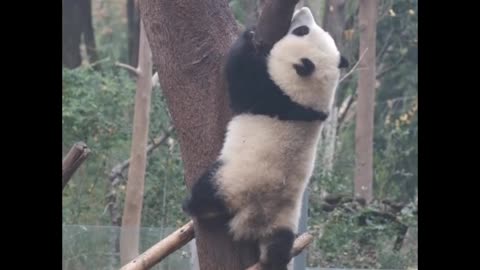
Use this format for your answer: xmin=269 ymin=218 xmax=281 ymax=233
xmin=267 ymin=7 xmax=348 ymax=113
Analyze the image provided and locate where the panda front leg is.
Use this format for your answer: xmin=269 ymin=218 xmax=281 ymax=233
xmin=182 ymin=161 xmax=230 ymax=223
xmin=259 ymin=228 xmax=295 ymax=270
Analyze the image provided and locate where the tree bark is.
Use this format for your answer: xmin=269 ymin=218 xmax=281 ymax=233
xmin=322 ymin=106 xmax=338 ymax=174
xmin=302 ymin=0 xmax=324 ymax=23
xmin=139 ymin=1 xmax=246 ymax=268
xmin=255 ymin=0 xmax=299 ymax=50
xmin=323 ymin=0 xmax=346 ymax=51
xmin=81 ymin=0 xmax=98 ymax=64
xmin=127 ymin=0 xmax=141 ymax=67
xmin=62 ymin=0 xmax=98 ymax=68
xmin=62 ymin=142 xmax=90 ymax=190
xmin=120 ymin=20 xmax=153 ymax=266
xmin=62 ymin=0 xmax=82 ymax=68
xmin=244 ymin=0 xmax=261 ymax=28
xmin=354 ymin=0 xmax=377 ymax=203
xmin=139 ymin=0 xmax=299 ymax=269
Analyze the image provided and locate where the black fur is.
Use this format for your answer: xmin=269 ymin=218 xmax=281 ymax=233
xmin=225 ymin=29 xmax=328 ymax=122
xmin=261 ymin=229 xmax=295 ymax=270
xmin=339 ymin=55 xmax=349 ymax=68
xmin=292 ymin=25 xmax=309 ymax=37
xmin=182 ymin=161 xmax=230 ymax=225
xmin=293 ymin=58 xmax=316 ymax=77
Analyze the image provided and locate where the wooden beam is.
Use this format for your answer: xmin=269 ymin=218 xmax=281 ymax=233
xmin=62 ymin=142 xmax=90 ymax=190
xmin=120 ymin=220 xmax=195 ymax=270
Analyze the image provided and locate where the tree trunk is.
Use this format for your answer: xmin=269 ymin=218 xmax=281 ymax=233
xmin=303 ymin=0 xmax=324 ymax=23
xmin=139 ymin=0 xmax=299 ymax=269
xmin=139 ymin=1 xmax=253 ymax=269
xmin=244 ymin=0 xmax=261 ymax=28
xmin=354 ymin=0 xmax=377 ymax=203
xmin=119 ymin=20 xmax=153 ymax=266
xmin=127 ymin=0 xmax=140 ymax=67
xmin=62 ymin=0 xmax=98 ymax=68
xmin=62 ymin=142 xmax=90 ymax=190
xmin=81 ymin=0 xmax=98 ymax=64
xmin=322 ymin=0 xmax=346 ymax=51
xmin=62 ymin=0 xmax=82 ymax=68
xmin=322 ymin=106 xmax=338 ymax=174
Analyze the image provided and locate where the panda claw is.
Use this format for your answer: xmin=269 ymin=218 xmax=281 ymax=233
xmin=244 ymin=29 xmax=255 ymax=41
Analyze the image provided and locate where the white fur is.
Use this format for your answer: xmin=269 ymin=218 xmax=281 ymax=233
xmin=216 ymin=114 xmax=322 ymax=240
xmin=268 ymin=7 xmax=341 ymax=113
xmin=214 ymin=7 xmax=342 ymax=242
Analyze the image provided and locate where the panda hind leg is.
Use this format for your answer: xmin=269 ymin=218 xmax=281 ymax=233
xmin=259 ymin=228 xmax=295 ymax=270
xmin=182 ymin=161 xmax=230 ymax=223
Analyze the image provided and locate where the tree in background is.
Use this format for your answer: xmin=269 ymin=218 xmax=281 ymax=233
xmin=354 ymin=0 xmax=377 ymax=203
xmin=119 ymin=20 xmax=153 ymax=265
xmin=63 ymin=0 xmax=98 ymax=68
xmin=323 ymin=0 xmax=346 ymax=51
xmin=127 ymin=0 xmax=140 ymax=67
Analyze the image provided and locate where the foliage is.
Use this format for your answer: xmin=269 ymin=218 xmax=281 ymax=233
xmin=91 ymin=0 xmax=129 ymax=65
xmin=308 ymin=198 xmax=417 ymax=269
xmin=311 ymin=0 xmax=418 ymax=201
xmin=62 ymin=63 xmax=185 ymax=227
xmin=63 ymin=64 xmax=136 ymax=225
xmin=307 ymin=0 xmax=417 ymax=268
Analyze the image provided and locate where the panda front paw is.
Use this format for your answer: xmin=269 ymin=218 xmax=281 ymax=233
xmin=243 ymin=28 xmax=256 ymax=42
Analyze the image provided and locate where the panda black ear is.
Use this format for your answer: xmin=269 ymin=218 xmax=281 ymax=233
xmin=339 ymin=55 xmax=349 ymax=69
xmin=292 ymin=26 xmax=309 ymax=37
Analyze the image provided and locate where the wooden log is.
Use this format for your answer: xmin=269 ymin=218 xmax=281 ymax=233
xmin=120 ymin=220 xmax=195 ymax=270
xmin=62 ymin=142 xmax=90 ymax=190
xmin=120 ymin=221 xmax=313 ymax=270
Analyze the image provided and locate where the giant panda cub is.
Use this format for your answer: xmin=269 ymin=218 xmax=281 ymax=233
xmin=183 ymin=6 xmax=348 ymax=270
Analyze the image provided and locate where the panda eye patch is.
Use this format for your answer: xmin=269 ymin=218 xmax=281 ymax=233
xmin=292 ymin=26 xmax=309 ymax=37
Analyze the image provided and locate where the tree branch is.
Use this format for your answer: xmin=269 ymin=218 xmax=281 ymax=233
xmin=119 ymin=220 xmax=313 ymax=270
xmin=339 ymin=47 xmax=369 ymax=83
xmin=116 ymin=62 xmax=140 ymax=76
xmin=120 ymin=220 xmax=195 ymax=270
xmin=376 ymin=53 xmax=408 ymax=79
xmin=245 ymin=232 xmax=314 ymax=270
xmin=62 ymin=142 xmax=90 ymax=190
xmin=109 ymin=128 xmax=173 ymax=184
xmin=254 ymin=0 xmax=300 ymax=50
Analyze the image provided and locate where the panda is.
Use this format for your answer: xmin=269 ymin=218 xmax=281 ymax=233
xmin=183 ymin=6 xmax=348 ymax=270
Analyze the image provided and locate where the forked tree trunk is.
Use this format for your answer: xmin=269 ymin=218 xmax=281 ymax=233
xmin=139 ymin=0 xmax=299 ymax=269
xmin=354 ymin=0 xmax=377 ymax=203
xmin=119 ymin=20 xmax=153 ymax=266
